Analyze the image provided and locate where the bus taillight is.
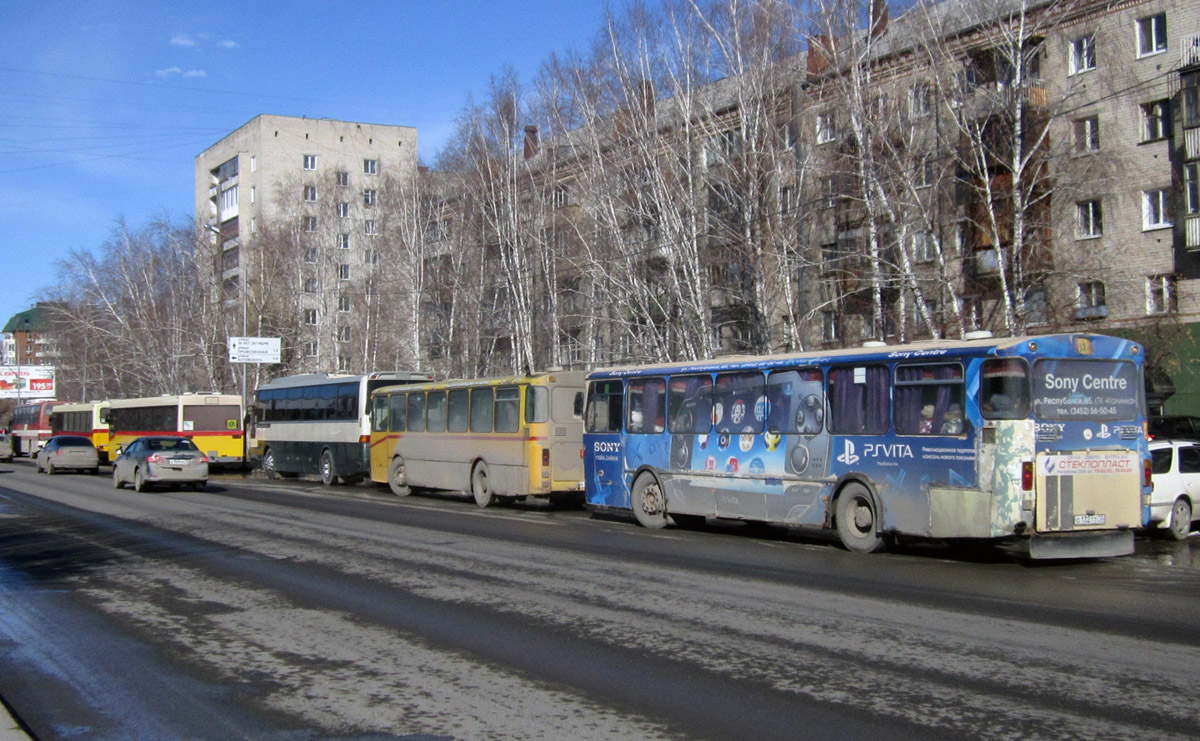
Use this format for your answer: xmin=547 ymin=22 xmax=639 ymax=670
xmin=1021 ymin=461 xmax=1033 ymax=491
xmin=1145 ymin=458 xmax=1153 ymax=488
xmin=542 ymin=449 xmax=550 ymax=467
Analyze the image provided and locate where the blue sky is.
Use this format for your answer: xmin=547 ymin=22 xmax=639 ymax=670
xmin=0 ymin=1 xmax=621 ymax=326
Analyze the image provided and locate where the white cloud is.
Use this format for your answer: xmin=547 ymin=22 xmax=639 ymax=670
xmin=155 ymin=66 xmax=183 ymax=77
xmin=219 ymin=39 xmax=238 ymax=49
xmin=170 ymin=34 xmax=195 ymax=47
xmin=183 ymin=70 xmax=207 ymax=78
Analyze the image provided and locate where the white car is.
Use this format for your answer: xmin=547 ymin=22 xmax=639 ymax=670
xmin=1148 ymin=439 xmax=1200 ymax=540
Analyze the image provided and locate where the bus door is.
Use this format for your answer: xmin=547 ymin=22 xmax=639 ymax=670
xmin=709 ymin=371 xmax=770 ymax=520
xmin=584 ymin=379 xmax=627 ymax=507
xmin=766 ymin=368 xmax=831 ymax=523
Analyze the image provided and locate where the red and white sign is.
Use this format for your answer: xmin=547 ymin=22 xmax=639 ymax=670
xmin=0 ymin=365 xmax=56 ymax=400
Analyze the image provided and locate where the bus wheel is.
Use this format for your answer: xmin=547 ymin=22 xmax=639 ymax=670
xmin=1168 ymin=498 xmax=1193 ymax=541
xmin=472 ymin=462 xmax=493 ymax=508
xmin=835 ymin=483 xmax=883 ymax=553
xmin=388 ymin=458 xmax=411 ymax=497
xmin=632 ymin=473 xmax=668 ymax=529
xmin=262 ymin=448 xmax=278 ymax=479
xmin=319 ymin=450 xmax=336 ymax=486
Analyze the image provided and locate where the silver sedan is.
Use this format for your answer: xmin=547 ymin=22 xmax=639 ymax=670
xmin=112 ymin=436 xmax=209 ymax=492
xmin=36 ymin=435 xmax=100 ymax=475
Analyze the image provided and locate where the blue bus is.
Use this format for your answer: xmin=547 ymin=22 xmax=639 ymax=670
xmin=583 ymin=333 xmax=1150 ymax=559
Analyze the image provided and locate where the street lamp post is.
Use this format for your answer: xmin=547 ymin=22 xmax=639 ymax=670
xmin=204 ymin=223 xmax=248 ymax=460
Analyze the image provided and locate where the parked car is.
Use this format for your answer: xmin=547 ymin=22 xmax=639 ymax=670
xmin=1148 ymin=415 xmax=1200 ymax=441
xmin=0 ymin=431 xmax=12 ymax=463
xmin=35 ymin=435 xmax=100 ymax=475
xmin=112 ymin=436 xmax=209 ymax=492
xmin=1147 ymin=439 xmax=1200 ymax=540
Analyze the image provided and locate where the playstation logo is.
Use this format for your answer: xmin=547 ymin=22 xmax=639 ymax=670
xmin=837 ymin=440 xmax=860 ymax=465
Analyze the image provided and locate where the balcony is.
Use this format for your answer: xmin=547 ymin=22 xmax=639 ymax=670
xmin=1074 ymin=305 xmax=1108 ymax=321
xmin=966 ymin=248 xmax=1001 ymax=277
xmin=1183 ymin=33 xmax=1200 ymax=69
xmin=1186 ymin=215 xmax=1200 ymax=250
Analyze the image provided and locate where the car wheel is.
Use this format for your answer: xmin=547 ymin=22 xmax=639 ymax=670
xmin=134 ymin=468 xmax=149 ymax=493
xmin=193 ymin=481 xmax=207 ymax=492
xmin=1168 ymin=498 xmax=1193 ymax=541
xmin=112 ymin=468 xmax=124 ymax=489
xmin=46 ymin=462 xmax=56 ymax=476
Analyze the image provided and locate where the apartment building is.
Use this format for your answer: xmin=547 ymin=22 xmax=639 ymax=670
xmin=195 ymin=115 xmax=419 ymax=374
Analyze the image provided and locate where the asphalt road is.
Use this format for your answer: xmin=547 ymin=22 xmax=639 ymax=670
xmin=1 ymin=457 xmax=1199 ymax=740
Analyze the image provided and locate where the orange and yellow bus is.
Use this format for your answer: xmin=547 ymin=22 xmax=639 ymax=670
xmin=369 ymin=371 xmax=586 ymax=506
xmin=107 ymin=393 xmax=244 ymax=467
xmin=51 ymin=401 xmax=112 ymax=462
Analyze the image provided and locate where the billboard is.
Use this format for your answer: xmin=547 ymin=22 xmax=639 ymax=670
xmin=0 ymin=366 xmax=56 ymax=400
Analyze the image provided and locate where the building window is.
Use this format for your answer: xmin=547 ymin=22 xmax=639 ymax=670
xmin=304 ymin=278 xmax=319 ymax=293
xmin=249 ymin=186 xmax=256 ymax=204
xmin=303 ymin=215 xmax=318 ymax=232
xmin=909 ymin=82 xmax=932 ymax=117
xmin=914 ymin=156 xmax=934 ymax=188
xmin=816 ymin=111 xmax=835 ymax=144
xmin=1143 ymin=189 xmax=1173 ymax=230
xmin=1076 ymin=281 xmax=1106 ymax=319
xmin=1147 ymin=274 xmax=1177 ymax=315
xmin=1074 ymin=115 xmax=1099 ymax=152
xmin=337 ymin=202 xmax=350 ymax=218
xmin=911 ymin=231 xmax=936 ymax=262
xmin=779 ymin=185 xmax=794 ymax=216
xmin=338 ymin=264 xmax=350 ymax=281
xmin=364 ymin=220 xmax=377 ymax=236
xmin=1185 ymin=163 xmax=1199 ymax=215
xmin=363 ymin=189 xmax=377 ymax=207
xmin=1136 ymin=13 xmax=1167 ymax=58
xmin=337 ymin=326 xmax=352 ymax=341
xmin=364 ymin=249 xmax=378 ymax=265
xmin=1069 ymin=34 xmax=1096 ymax=74
xmin=821 ymin=311 xmax=838 ymax=343
xmin=336 ymin=171 xmax=349 ymax=187
xmin=1184 ymin=73 xmax=1200 ymax=128
xmin=337 ymin=356 xmax=350 ymax=372
xmin=304 ymin=308 xmax=318 ymax=325
xmin=250 ymin=156 xmax=257 ymax=172
xmin=1076 ymin=200 xmax=1103 ymax=238
xmin=305 ymin=341 xmax=318 ymax=357
xmin=303 ymin=154 xmax=317 ymax=170
xmin=303 ymin=185 xmax=317 ymax=202
xmin=551 ymin=185 xmax=569 ymax=208
xmin=338 ymin=295 xmax=352 ymax=312
xmin=364 ymin=159 xmax=378 ymax=175
xmin=304 ymin=248 xmax=318 ymax=264
xmin=1142 ymin=100 xmax=1171 ymax=141
xmin=337 ymin=233 xmax=350 ymax=249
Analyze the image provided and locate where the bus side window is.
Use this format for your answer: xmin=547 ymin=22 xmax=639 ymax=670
xmin=495 ymin=387 xmax=520 ymax=433
xmin=426 ymin=391 xmax=447 ymax=433
xmin=447 ymin=389 xmax=469 ymax=432
xmin=714 ymin=372 xmax=764 ymax=434
xmin=526 ymin=385 xmax=550 ymax=424
xmin=894 ymin=364 xmax=965 ymax=436
xmin=389 ymin=393 xmax=406 ymax=432
xmin=980 ymin=358 xmax=1030 ymax=419
xmin=407 ymin=393 xmax=426 ymax=433
xmin=627 ymin=378 xmax=665 ymax=433
xmin=471 ymin=388 xmax=494 ymax=433
xmin=668 ymin=375 xmax=712 ymax=434
xmin=372 ymin=395 xmax=389 ymax=432
xmin=828 ymin=366 xmax=890 ymax=435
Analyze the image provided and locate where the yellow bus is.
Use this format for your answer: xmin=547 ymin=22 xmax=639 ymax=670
xmin=107 ymin=393 xmax=244 ymax=467
xmin=50 ymin=401 xmax=112 ymax=462
xmin=369 ymin=371 xmax=586 ymax=506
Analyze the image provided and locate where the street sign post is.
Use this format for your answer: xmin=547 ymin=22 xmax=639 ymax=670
xmin=228 ymin=337 xmax=281 ymax=364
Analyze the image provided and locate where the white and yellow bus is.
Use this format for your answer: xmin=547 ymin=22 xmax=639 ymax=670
xmin=107 ymin=393 xmax=244 ymax=467
xmin=369 ymin=371 xmax=586 ymax=506
xmin=50 ymin=401 xmax=112 ymax=462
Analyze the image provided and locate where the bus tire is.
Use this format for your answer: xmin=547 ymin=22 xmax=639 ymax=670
xmin=261 ymin=448 xmax=278 ymax=479
xmin=631 ymin=472 xmax=668 ymax=529
xmin=472 ymin=461 xmax=494 ymax=508
xmin=1168 ymin=498 xmax=1193 ymax=541
xmin=388 ymin=458 xmax=411 ymax=497
xmin=835 ymin=483 xmax=884 ymax=554
xmin=319 ymin=450 xmax=337 ymax=486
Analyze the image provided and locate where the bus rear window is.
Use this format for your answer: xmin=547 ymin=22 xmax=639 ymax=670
xmin=981 ymin=358 xmax=1030 ymax=419
xmin=1031 ymin=359 xmax=1140 ymax=421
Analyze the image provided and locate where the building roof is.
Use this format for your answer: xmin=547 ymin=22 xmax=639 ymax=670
xmin=2 ymin=303 xmax=55 ymax=334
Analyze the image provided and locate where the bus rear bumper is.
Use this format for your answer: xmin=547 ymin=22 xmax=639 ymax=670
xmin=1023 ymin=530 xmax=1134 ymax=560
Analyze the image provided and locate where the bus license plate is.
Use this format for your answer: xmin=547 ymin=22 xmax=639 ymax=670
xmin=1074 ymin=513 xmax=1105 ymax=526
